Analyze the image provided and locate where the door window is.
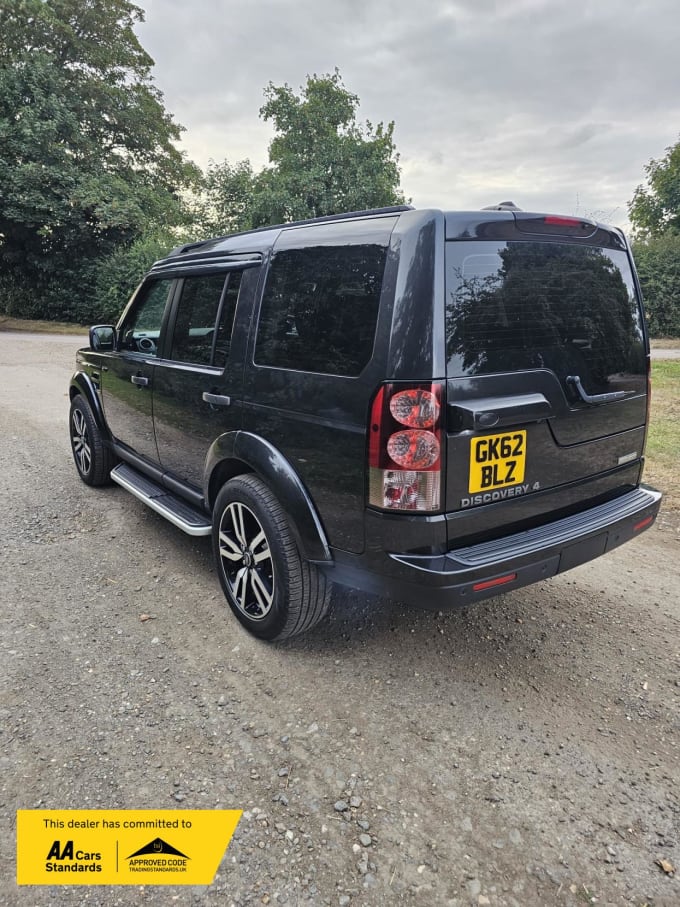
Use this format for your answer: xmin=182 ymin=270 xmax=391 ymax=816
xmin=169 ymin=271 xmax=243 ymax=367
xmin=214 ymin=271 xmax=243 ymax=368
xmin=119 ymin=279 xmax=173 ymax=356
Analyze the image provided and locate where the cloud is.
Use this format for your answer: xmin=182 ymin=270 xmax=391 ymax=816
xmin=137 ymin=0 xmax=680 ymax=229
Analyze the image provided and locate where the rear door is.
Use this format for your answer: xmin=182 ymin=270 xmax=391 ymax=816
xmin=152 ymin=266 xmax=253 ymax=490
xmin=444 ymin=218 xmax=648 ymax=542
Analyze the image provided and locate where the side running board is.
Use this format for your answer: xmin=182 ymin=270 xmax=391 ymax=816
xmin=110 ymin=463 xmax=212 ymax=537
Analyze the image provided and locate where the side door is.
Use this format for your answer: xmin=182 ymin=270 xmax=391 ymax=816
xmin=100 ymin=277 xmax=174 ymax=464
xmin=152 ymin=267 xmax=251 ymax=491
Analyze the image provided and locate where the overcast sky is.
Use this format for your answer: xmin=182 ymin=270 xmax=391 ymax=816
xmin=136 ymin=0 xmax=680 ymax=231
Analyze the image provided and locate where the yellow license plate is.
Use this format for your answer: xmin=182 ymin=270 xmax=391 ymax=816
xmin=469 ymin=430 xmax=527 ymax=494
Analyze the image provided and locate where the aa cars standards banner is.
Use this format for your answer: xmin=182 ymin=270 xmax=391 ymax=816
xmin=17 ymin=809 xmax=242 ymax=885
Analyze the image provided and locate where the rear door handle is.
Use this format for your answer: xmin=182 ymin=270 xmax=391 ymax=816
xmin=202 ymin=392 xmax=231 ymax=407
xmin=131 ymin=375 xmax=149 ymax=387
xmin=448 ymin=392 xmax=553 ymax=431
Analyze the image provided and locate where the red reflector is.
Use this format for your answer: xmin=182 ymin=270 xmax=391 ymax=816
xmin=544 ymin=215 xmax=583 ymax=227
xmin=368 ymin=385 xmax=386 ymax=468
xmin=472 ymin=573 xmax=517 ymax=592
xmin=633 ymin=515 xmax=654 ymax=533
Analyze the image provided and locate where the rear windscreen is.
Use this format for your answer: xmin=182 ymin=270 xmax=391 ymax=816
xmin=445 ymin=241 xmax=646 ymax=390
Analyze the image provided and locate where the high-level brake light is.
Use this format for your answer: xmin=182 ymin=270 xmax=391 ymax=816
xmin=543 ymin=215 xmax=584 ymax=227
xmin=368 ymin=383 xmax=443 ymax=512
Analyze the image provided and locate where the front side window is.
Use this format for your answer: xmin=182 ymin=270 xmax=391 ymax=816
xmin=445 ymin=241 xmax=646 ymax=390
xmin=119 ymin=279 xmax=172 ymax=356
xmin=255 ymin=242 xmax=388 ymax=376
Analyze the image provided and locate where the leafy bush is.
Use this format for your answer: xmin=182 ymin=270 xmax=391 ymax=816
xmin=0 ymin=268 xmax=89 ymax=322
xmin=90 ymin=229 xmax=188 ymax=323
xmin=633 ymin=234 xmax=680 ymax=337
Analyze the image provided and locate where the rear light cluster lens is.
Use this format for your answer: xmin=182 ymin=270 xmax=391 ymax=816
xmin=389 ymin=388 xmax=440 ymax=429
xmin=368 ymin=383 xmax=443 ymax=512
xmin=387 ymin=430 xmax=439 ymax=469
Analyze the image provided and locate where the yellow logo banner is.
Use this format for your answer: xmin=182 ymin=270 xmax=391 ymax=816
xmin=17 ymin=810 xmax=242 ymax=886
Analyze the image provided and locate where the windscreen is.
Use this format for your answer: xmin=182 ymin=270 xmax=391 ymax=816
xmin=446 ymin=241 xmax=647 ymax=392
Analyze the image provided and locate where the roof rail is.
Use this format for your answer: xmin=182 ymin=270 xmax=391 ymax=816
xmin=170 ymin=205 xmax=415 ymax=257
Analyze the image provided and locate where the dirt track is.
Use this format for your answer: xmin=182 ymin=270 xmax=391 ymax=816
xmin=1 ymin=331 xmax=679 ymax=906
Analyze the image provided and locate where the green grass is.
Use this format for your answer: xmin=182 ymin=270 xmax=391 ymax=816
xmin=646 ymin=360 xmax=680 ymax=511
xmin=0 ymin=316 xmax=87 ymax=334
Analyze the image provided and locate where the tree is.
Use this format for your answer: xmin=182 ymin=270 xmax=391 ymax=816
xmin=629 ymin=136 xmax=680 ymax=237
xmin=197 ymin=159 xmax=256 ymax=237
xmin=633 ymin=233 xmax=680 ymax=337
xmin=0 ymin=0 xmax=198 ymax=320
xmin=629 ymin=136 xmax=680 ymax=337
xmin=200 ymin=70 xmax=406 ymax=234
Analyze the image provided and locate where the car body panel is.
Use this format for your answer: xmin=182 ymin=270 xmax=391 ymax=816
xmin=68 ymin=204 xmax=661 ymax=628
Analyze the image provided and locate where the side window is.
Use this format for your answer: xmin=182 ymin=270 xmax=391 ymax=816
xmin=255 ymin=242 xmax=388 ymax=376
xmin=119 ymin=279 xmax=172 ymax=356
xmin=167 ymin=270 xmax=242 ymax=368
xmin=213 ymin=271 xmax=243 ymax=368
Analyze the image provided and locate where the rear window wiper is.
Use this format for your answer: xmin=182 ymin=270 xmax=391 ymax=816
xmin=566 ymin=375 xmax=634 ymax=405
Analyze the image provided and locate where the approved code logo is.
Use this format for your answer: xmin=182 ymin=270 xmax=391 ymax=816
xmin=17 ymin=810 xmax=241 ymax=886
xmin=127 ymin=837 xmax=189 ymax=874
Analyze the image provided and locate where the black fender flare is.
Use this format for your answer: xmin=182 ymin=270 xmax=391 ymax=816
xmin=205 ymin=432 xmax=332 ymax=563
xmin=69 ymin=372 xmax=110 ymax=438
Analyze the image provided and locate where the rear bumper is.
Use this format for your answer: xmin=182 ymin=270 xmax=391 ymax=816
xmin=328 ymin=486 xmax=662 ymax=608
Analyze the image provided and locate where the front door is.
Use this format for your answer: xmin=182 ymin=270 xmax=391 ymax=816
xmin=100 ymin=277 xmax=174 ymax=465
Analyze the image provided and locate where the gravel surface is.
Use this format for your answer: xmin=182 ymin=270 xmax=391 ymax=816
xmin=1 ymin=331 xmax=679 ymax=906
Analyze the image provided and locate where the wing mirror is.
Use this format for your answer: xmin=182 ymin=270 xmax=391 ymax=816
xmin=89 ymin=325 xmax=116 ymax=352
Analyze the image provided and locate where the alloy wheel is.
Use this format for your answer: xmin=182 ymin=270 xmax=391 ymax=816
xmin=218 ymin=501 xmax=275 ymax=620
xmin=71 ymin=408 xmax=92 ymax=476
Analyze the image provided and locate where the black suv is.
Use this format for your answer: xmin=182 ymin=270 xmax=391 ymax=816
xmin=69 ymin=205 xmax=661 ymax=640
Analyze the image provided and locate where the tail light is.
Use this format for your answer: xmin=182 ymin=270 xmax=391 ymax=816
xmin=368 ymin=383 xmax=443 ymax=512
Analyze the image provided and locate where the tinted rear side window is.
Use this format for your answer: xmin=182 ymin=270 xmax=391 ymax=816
xmin=446 ymin=241 xmax=646 ymax=389
xmin=255 ymin=240 xmax=389 ymax=376
xmin=170 ymin=273 xmax=227 ymax=365
xmin=168 ymin=271 xmax=244 ymax=368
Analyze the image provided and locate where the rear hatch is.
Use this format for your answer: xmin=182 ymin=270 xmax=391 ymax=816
xmin=444 ymin=212 xmax=649 ymax=545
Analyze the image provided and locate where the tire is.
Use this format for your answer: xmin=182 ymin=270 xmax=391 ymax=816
xmin=212 ymin=475 xmax=331 ymax=641
xmin=69 ymin=396 xmax=114 ymax=486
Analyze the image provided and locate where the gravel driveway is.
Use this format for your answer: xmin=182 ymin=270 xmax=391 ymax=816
xmin=1 ymin=331 xmax=679 ymax=906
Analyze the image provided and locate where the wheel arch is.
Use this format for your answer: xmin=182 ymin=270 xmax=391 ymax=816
xmin=69 ymin=372 xmax=109 ymax=437
xmin=206 ymin=432 xmax=332 ymax=563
